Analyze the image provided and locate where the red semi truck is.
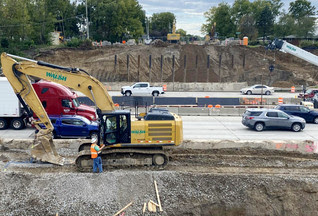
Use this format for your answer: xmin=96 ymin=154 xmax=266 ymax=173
xmin=0 ymin=78 xmax=96 ymax=130
xmin=32 ymin=80 xmax=96 ymax=121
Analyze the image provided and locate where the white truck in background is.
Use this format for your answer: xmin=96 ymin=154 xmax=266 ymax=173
xmin=0 ymin=77 xmax=28 ymax=129
xmin=121 ymin=82 xmax=165 ymax=96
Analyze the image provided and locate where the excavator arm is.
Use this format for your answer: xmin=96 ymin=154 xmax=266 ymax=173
xmin=1 ymin=53 xmax=115 ymax=165
xmin=267 ymin=38 xmax=318 ymax=67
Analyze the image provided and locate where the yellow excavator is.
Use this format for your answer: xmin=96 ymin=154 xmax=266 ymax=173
xmin=167 ymin=20 xmax=180 ymax=43
xmin=1 ymin=53 xmax=183 ymax=171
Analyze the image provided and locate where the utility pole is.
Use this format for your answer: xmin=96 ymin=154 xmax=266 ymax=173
xmin=86 ymin=0 xmax=89 ymax=39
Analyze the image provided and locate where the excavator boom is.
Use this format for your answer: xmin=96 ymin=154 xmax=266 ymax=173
xmin=1 ymin=53 xmax=113 ymax=165
xmin=1 ymin=53 xmax=183 ymax=169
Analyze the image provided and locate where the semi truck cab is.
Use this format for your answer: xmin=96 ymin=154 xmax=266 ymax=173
xmin=32 ymin=80 xmax=96 ymax=121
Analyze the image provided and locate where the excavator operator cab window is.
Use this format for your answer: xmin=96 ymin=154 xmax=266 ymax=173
xmin=102 ymin=113 xmax=131 ymax=145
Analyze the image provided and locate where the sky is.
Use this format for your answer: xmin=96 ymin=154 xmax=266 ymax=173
xmin=138 ymin=0 xmax=318 ymax=36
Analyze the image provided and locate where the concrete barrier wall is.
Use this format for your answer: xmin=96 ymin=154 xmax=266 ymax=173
xmin=240 ymin=97 xmax=302 ymax=105
xmin=102 ymin=82 xmax=248 ymax=92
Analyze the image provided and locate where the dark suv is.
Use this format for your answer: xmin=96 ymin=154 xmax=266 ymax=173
xmin=276 ymin=104 xmax=318 ymax=124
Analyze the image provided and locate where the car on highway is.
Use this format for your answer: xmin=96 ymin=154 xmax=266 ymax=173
xmin=39 ymin=115 xmax=98 ymax=139
xmin=242 ymin=108 xmax=306 ymax=132
xmin=240 ymin=85 xmax=274 ymax=95
xmin=276 ymin=104 xmax=318 ymax=124
xmin=298 ymin=89 xmax=318 ymax=99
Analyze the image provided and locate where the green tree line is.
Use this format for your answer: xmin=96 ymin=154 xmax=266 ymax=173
xmin=0 ymin=0 xmax=181 ymax=53
xmin=201 ymin=0 xmax=317 ymax=40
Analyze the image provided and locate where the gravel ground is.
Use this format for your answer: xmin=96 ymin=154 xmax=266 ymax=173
xmin=1 ymin=139 xmax=318 ymax=215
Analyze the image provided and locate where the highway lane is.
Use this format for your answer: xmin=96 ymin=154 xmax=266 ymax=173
xmin=182 ymin=116 xmax=318 ymax=141
xmin=107 ymin=91 xmax=300 ymax=99
xmin=1 ymin=116 xmax=317 ymax=141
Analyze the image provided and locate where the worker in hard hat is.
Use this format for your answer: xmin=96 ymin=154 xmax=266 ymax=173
xmin=90 ymin=137 xmax=104 ymax=173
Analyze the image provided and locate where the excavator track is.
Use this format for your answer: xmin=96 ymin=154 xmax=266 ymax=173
xmin=75 ymin=147 xmax=168 ymax=172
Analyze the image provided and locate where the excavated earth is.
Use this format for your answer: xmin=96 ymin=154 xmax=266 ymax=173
xmin=1 ymin=139 xmax=318 ymax=215
xmin=31 ymin=43 xmax=318 ymax=87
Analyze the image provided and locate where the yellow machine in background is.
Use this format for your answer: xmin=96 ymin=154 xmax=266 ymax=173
xmin=1 ymin=53 xmax=183 ymax=170
xmin=167 ymin=20 xmax=180 ymax=42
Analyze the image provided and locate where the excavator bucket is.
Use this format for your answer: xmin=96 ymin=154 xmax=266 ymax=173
xmin=31 ymin=128 xmax=64 ymax=165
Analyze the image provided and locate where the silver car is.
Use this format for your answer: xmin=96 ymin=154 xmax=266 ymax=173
xmin=240 ymin=85 xmax=274 ymax=95
xmin=242 ymin=108 xmax=306 ymax=132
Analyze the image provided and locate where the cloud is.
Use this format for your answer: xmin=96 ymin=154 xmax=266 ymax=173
xmin=139 ymin=0 xmax=318 ymax=36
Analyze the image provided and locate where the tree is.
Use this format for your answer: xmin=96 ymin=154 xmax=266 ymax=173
xmin=289 ymin=0 xmax=316 ymax=20
xmin=45 ymin=0 xmax=79 ymax=38
xmin=238 ymin=15 xmax=258 ymax=40
xmin=150 ymin=12 xmax=175 ymax=37
xmin=289 ymin=0 xmax=316 ymax=37
xmin=231 ymin=0 xmax=252 ymax=26
xmin=256 ymin=5 xmax=274 ymax=40
xmin=201 ymin=3 xmax=235 ymax=38
xmin=88 ymin=0 xmax=144 ymax=42
xmin=176 ymin=29 xmax=186 ymax=37
xmin=273 ymin=12 xmax=296 ymax=37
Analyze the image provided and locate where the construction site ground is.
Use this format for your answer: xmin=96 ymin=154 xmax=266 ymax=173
xmin=1 ymin=138 xmax=318 ymax=216
xmin=1 ymin=44 xmax=318 ymax=215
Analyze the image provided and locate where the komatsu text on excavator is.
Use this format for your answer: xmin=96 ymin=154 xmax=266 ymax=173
xmin=1 ymin=53 xmax=183 ymax=171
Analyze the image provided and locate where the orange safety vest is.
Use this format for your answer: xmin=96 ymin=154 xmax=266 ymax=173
xmin=91 ymin=144 xmax=98 ymax=159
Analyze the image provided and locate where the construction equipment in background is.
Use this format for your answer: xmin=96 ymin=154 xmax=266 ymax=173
xmin=267 ymin=38 xmax=318 ymax=67
xmin=167 ymin=20 xmax=180 ymax=43
xmin=144 ymin=17 xmax=152 ymax=45
xmin=267 ymin=38 xmax=318 ymax=108
xmin=1 ymin=53 xmax=183 ymax=170
xmin=205 ymin=22 xmax=216 ymax=42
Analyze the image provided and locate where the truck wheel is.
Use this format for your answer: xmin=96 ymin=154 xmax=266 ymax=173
xmin=125 ymin=91 xmax=132 ymax=96
xmin=152 ymin=91 xmax=159 ymax=97
xmin=10 ymin=118 xmax=25 ymax=130
xmin=0 ymin=118 xmax=8 ymax=130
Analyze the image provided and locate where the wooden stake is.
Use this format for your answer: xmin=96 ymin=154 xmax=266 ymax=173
xmin=148 ymin=201 xmax=154 ymax=212
xmin=154 ymin=180 xmax=163 ymax=212
xmin=113 ymin=201 xmax=133 ymax=216
xmin=150 ymin=200 xmax=160 ymax=207
xmin=142 ymin=202 xmax=146 ymax=215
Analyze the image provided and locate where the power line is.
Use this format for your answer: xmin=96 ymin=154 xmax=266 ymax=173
xmin=0 ymin=14 xmax=84 ymax=28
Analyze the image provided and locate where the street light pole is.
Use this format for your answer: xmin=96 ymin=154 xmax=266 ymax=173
xmin=261 ymin=68 xmax=265 ymax=106
xmin=85 ymin=0 xmax=89 ymax=39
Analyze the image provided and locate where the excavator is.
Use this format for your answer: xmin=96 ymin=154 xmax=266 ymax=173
xmin=1 ymin=53 xmax=183 ymax=171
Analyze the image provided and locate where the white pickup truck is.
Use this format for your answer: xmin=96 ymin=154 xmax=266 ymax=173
xmin=121 ymin=82 xmax=165 ymax=96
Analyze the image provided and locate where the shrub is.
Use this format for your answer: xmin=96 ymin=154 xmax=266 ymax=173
xmin=300 ymin=40 xmax=318 ymax=48
xmin=1 ymin=38 xmax=9 ymax=48
xmin=66 ymin=38 xmax=81 ymax=47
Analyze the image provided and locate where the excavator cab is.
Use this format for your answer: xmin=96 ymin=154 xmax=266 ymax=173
xmin=100 ymin=111 xmax=131 ymax=145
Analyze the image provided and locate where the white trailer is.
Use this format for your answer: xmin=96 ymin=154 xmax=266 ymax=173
xmin=0 ymin=77 xmax=27 ymax=129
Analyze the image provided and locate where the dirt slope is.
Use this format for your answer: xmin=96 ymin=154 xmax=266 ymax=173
xmin=33 ymin=44 xmax=318 ymax=87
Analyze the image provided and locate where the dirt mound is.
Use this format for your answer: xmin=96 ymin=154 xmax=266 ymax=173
xmin=33 ymin=44 xmax=318 ymax=87
xmin=151 ymin=39 xmax=168 ymax=47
